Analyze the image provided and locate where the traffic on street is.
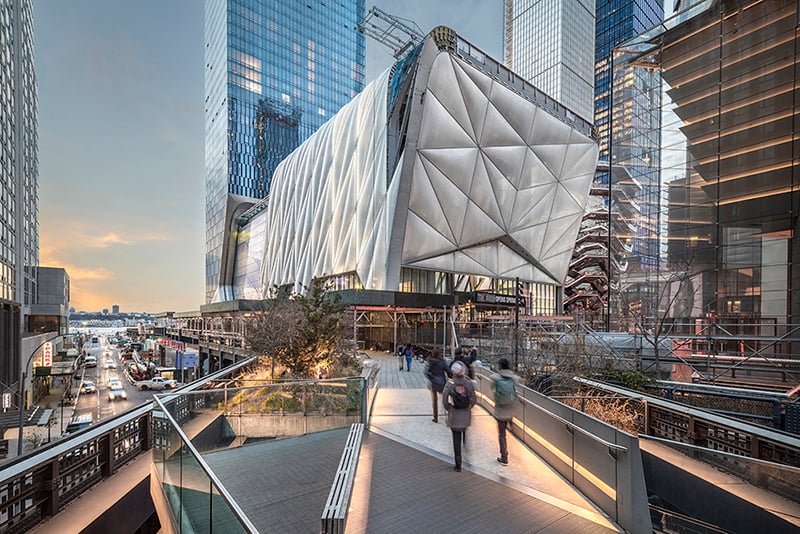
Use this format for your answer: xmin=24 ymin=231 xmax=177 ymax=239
xmin=70 ymin=334 xmax=177 ymax=431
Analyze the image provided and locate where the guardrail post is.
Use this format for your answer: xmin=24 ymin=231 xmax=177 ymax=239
xmin=45 ymin=457 xmax=59 ymax=516
xmin=100 ymin=433 xmax=114 ymax=477
xmin=141 ymin=412 xmax=152 ymax=451
xmin=361 ymin=377 xmax=367 ymax=425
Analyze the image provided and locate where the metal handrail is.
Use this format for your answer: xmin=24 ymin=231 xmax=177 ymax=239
xmin=153 ymin=395 xmax=259 ymax=533
xmin=518 ymin=393 xmax=628 ymax=452
xmin=575 ymin=377 xmax=800 ymax=448
xmin=476 ymin=371 xmax=628 ymax=451
xmin=0 ymin=403 xmax=152 ymax=480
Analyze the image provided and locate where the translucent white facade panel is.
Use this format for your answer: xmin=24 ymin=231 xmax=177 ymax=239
xmin=253 ymin=36 xmax=598 ymax=296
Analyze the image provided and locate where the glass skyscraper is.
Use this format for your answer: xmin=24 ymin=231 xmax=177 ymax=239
xmin=204 ymin=0 xmax=365 ymax=303
xmin=503 ymin=0 xmax=662 ymax=323
xmin=503 ymin=0 xmax=596 ymax=122
xmin=0 ymin=0 xmax=38 ymax=387
xmin=594 ymin=0 xmax=663 ymax=177
xmin=614 ymin=1 xmax=800 ymax=328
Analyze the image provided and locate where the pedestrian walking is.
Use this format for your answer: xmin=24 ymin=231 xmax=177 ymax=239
xmin=397 ymin=343 xmax=405 ymax=371
xmin=442 ymin=360 xmax=476 ymax=472
xmin=404 ymin=343 xmax=414 ymax=371
xmin=425 ymin=349 xmax=451 ymax=422
xmin=451 ymin=347 xmax=474 ymax=379
xmin=490 ymin=358 xmax=520 ymax=465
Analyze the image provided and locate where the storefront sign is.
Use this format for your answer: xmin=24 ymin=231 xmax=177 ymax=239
xmin=473 ymin=292 xmax=523 ymax=306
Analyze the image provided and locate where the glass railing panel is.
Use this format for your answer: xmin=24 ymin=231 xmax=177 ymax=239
xmin=179 ymin=443 xmax=212 ymax=533
xmin=155 ymin=403 xmax=189 ymax=528
xmin=151 ymin=374 xmax=376 ymax=532
xmin=162 ymin=379 xmax=365 ymax=458
xmin=211 ymin=480 xmax=248 ymax=534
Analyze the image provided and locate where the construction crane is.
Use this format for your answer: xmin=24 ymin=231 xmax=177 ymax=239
xmin=357 ymin=6 xmax=424 ymax=59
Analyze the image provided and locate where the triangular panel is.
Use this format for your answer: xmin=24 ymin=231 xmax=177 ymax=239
xmin=418 ymin=147 xmax=478 ymax=194
xmin=488 ymin=82 xmax=538 ymax=142
xmin=519 ymin=148 xmax=557 ymax=190
xmin=531 ymin=144 xmax=568 ymax=178
xmin=468 ymin=154 xmax=505 ymax=228
xmin=480 ymin=102 xmax=526 ymax=148
xmin=410 ymin=155 xmax=456 ymax=243
xmin=402 ymin=211 xmax=457 ymax=262
xmin=528 ymin=107 xmax=572 ymax=146
xmin=428 ymin=54 xmax=477 ymax=142
xmin=418 ymin=93 xmax=477 ymax=150
xmin=418 ymin=155 xmax=470 ymax=241
xmin=459 ymin=200 xmax=505 ymax=246
xmin=482 ymin=146 xmax=528 ymax=189
xmin=510 ymin=183 xmax=557 ymax=231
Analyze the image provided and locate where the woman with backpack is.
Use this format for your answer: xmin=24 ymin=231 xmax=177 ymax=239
xmin=425 ymin=349 xmax=451 ymax=423
xmin=490 ymin=358 xmax=520 ymax=465
xmin=404 ymin=343 xmax=414 ymax=371
xmin=441 ymin=360 xmax=476 ymax=472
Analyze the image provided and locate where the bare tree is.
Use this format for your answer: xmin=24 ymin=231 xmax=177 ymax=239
xmin=244 ymin=280 xmax=355 ymax=378
xmin=618 ymin=256 xmax=704 ymax=378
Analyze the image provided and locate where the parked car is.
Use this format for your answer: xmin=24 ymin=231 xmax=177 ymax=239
xmin=108 ymin=384 xmax=127 ymax=401
xmin=80 ymin=380 xmax=96 ymax=394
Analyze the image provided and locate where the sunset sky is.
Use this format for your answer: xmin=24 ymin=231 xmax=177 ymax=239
xmin=34 ymin=0 xmax=673 ymax=313
xmin=34 ymin=0 xmax=502 ymax=313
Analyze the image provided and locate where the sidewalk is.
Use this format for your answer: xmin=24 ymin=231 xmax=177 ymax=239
xmin=2 ymin=380 xmax=78 ymax=461
xmin=363 ymin=351 xmax=621 ymax=531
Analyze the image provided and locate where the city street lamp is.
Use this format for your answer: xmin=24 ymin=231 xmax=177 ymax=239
xmin=17 ymin=338 xmax=54 ymax=456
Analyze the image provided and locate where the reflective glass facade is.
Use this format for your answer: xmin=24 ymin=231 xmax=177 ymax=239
xmin=612 ymin=0 xmax=800 ymax=328
xmin=0 ymin=0 xmax=37 ymax=387
xmin=594 ymin=0 xmax=662 ymax=183
xmin=205 ymin=0 xmax=365 ymax=303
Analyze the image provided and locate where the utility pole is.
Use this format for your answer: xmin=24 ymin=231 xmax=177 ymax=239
xmin=514 ymin=277 xmax=520 ymax=372
xmin=18 ymin=338 xmax=54 ymax=456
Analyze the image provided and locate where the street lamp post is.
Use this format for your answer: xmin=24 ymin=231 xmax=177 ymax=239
xmin=17 ymin=338 xmax=53 ymax=457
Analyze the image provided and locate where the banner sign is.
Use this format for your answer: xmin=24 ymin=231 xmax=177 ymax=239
xmin=43 ymin=342 xmax=53 ymax=367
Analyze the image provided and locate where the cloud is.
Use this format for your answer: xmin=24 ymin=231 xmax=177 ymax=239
xmin=40 ymin=221 xmax=174 ymax=258
xmin=59 ymin=264 xmax=115 ymax=281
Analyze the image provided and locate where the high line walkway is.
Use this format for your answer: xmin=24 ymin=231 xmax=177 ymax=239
xmin=28 ymin=351 xmax=622 ymax=533
xmin=346 ymin=351 xmax=620 ymax=533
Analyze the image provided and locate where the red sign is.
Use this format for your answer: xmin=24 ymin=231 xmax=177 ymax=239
xmin=43 ymin=342 xmax=53 ymax=367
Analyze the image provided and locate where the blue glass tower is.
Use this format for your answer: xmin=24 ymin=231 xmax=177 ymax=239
xmin=204 ymin=0 xmax=366 ymax=303
xmin=594 ymin=0 xmax=663 ymax=185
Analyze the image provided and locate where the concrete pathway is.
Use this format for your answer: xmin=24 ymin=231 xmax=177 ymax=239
xmin=359 ymin=351 xmax=621 ymax=532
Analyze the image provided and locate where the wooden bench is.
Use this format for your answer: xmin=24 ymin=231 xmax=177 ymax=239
xmin=320 ymin=423 xmax=364 ymax=534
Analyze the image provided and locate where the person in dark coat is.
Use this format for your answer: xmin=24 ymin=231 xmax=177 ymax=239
xmin=425 ymin=349 xmax=451 ymax=423
xmin=397 ymin=343 xmax=405 ymax=371
xmin=442 ymin=361 xmax=476 ymax=472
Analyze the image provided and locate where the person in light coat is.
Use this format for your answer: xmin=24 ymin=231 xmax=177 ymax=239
xmin=441 ymin=360 xmax=476 ymax=472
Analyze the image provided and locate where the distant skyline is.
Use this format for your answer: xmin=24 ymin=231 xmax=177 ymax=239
xmin=34 ymin=1 xmax=673 ymax=313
